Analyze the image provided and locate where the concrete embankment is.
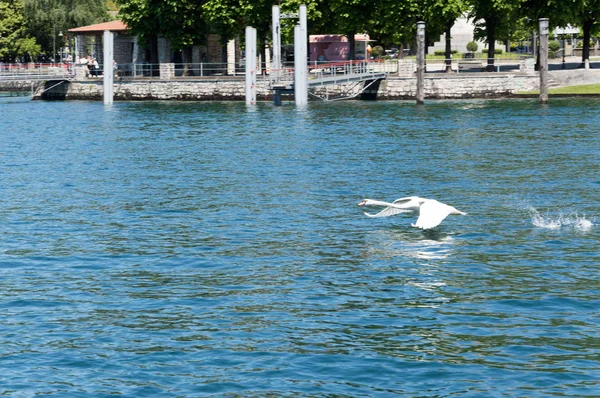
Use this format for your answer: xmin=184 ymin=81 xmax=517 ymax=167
xmin=30 ymin=69 xmax=600 ymax=101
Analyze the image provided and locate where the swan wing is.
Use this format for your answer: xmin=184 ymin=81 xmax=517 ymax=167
xmin=412 ymin=200 xmax=452 ymax=229
xmin=392 ymin=196 xmax=423 ymax=205
xmin=392 ymin=196 xmax=427 ymax=211
xmin=364 ymin=206 xmax=411 ymax=218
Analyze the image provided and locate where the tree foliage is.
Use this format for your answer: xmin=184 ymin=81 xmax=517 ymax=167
xmin=22 ymin=0 xmax=108 ymax=59
xmin=0 ymin=0 xmax=41 ymax=62
xmin=118 ymin=0 xmax=207 ymax=49
xmin=467 ymin=0 xmax=523 ymax=68
xmin=423 ymin=0 xmax=467 ymax=70
xmin=3 ymin=0 xmax=600 ymax=64
xmin=362 ymin=0 xmax=421 ymax=50
xmin=573 ymin=0 xmax=600 ymax=62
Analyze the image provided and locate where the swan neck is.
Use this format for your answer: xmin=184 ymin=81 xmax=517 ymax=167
xmin=366 ymin=199 xmax=399 ymax=208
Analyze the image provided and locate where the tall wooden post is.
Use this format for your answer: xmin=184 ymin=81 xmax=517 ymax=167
xmin=416 ymin=21 xmax=425 ymax=105
xmin=539 ymin=18 xmax=549 ymax=104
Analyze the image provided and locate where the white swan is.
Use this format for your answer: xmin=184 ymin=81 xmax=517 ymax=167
xmin=358 ymin=196 xmax=467 ymax=229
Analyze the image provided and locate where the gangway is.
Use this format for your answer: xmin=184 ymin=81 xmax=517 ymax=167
xmin=0 ymin=63 xmax=75 ymax=99
xmin=271 ymin=60 xmax=387 ymax=103
xmin=0 ymin=63 xmax=74 ymax=82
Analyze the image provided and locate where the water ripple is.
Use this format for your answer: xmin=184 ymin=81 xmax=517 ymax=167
xmin=1 ymin=99 xmax=599 ymax=396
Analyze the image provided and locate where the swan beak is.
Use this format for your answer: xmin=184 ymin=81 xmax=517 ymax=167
xmin=358 ymin=200 xmax=367 ymax=206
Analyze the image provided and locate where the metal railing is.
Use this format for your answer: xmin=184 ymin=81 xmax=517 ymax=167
xmin=96 ymin=61 xmax=398 ymax=81
xmin=108 ymin=62 xmax=247 ymax=78
xmin=0 ymin=63 xmax=74 ymax=80
xmin=420 ymin=56 xmax=534 ymax=73
xmin=272 ymin=59 xmax=398 ymax=86
xmin=309 ymin=59 xmax=397 ymax=75
xmin=3 ymin=57 xmax=537 ymax=83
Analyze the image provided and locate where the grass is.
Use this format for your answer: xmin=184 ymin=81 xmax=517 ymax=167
xmin=404 ymin=52 xmax=522 ymax=61
xmin=463 ymin=52 xmax=522 ymax=60
xmin=550 ymin=84 xmax=600 ymax=94
xmin=517 ymin=83 xmax=600 ymax=95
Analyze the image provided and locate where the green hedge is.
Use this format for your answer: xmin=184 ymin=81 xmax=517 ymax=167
xmin=483 ymin=48 xmax=504 ymax=55
xmin=433 ymin=49 xmax=459 ymax=56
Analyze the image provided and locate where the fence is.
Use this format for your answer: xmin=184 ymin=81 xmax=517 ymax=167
xmin=1 ymin=57 xmax=537 ymax=82
xmin=0 ymin=63 xmax=74 ymax=80
xmin=421 ymin=56 xmax=535 ymax=73
xmin=112 ymin=62 xmax=245 ymax=78
xmin=272 ymin=60 xmax=399 ymax=84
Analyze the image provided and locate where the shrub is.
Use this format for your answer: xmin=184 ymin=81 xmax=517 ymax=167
xmin=433 ymin=49 xmax=459 ymax=56
xmin=483 ymin=48 xmax=504 ymax=55
xmin=548 ymin=40 xmax=561 ymax=52
xmin=576 ymin=40 xmax=595 ymax=48
xmin=371 ymin=45 xmax=384 ymax=58
xmin=466 ymin=41 xmax=478 ymax=52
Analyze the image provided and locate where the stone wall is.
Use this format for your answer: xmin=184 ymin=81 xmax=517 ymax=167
xmin=390 ymin=74 xmax=538 ymax=99
xmin=548 ymin=68 xmax=600 ymax=87
xmin=307 ymin=73 xmax=541 ymax=100
xmin=114 ymin=34 xmax=135 ymax=65
xmin=32 ymin=69 xmax=600 ymax=101
xmin=38 ymin=79 xmax=270 ymax=101
xmin=0 ymin=80 xmax=41 ymax=92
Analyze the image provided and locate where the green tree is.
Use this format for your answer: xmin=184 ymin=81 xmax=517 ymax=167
xmin=0 ymin=0 xmax=41 ymax=62
xmin=203 ymin=0 xmax=274 ymax=68
xmin=23 ymin=0 xmax=108 ymax=60
xmin=424 ymin=0 xmax=467 ymax=72
xmin=520 ymin=0 xmax=576 ymax=67
xmin=326 ymin=0 xmax=375 ymax=59
xmin=368 ymin=0 xmax=421 ymax=50
xmin=573 ymin=0 xmax=600 ymax=64
xmin=118 ymin=0 xmax=208 ymax=66
xmin=468 ymin=0 xmax=523 ymax=70
xmin=201 ymin=0 xmax=240 ymax=42
xmin=202 ymin=0 xmax=323 ymax=68
xmin=116 ymin=0 xmax=159 ymax=63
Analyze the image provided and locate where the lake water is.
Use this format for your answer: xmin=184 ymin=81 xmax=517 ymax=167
xmin=1 ymin=97 xmax=599 ymax=396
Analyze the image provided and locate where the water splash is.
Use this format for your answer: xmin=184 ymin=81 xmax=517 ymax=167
xmin=529 ymin=207 xmax=594 ymax=230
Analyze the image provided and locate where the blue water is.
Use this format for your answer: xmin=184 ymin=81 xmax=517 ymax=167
xmin=1 ymin=97 xmax=599 ymax=396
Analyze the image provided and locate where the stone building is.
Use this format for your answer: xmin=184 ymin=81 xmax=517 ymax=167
xmin=68 ymin=20 xmax=241 ymax=78
xmin=69 ymin=20 xmax=133 ymax=65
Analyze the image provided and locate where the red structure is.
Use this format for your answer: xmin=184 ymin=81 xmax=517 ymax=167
xmin=309 ymin=34 xmax=372 ymax=62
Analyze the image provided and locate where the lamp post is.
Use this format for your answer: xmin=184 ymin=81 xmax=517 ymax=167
xmin=539 ymin=18 xmax=549 ymax=104
xmin=58 ymin=31 xmax=63 ymax=64
xmin=52 ymin=23 xmax=56 ymax=63
xmin=562 ymin=35 xmax=566 ymax=69
xmin=416 ymin=21 xmax=425 ymax=105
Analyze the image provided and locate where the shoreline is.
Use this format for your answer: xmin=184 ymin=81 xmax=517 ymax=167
xmin=3 ymin=68 xmax=600 ymax=101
